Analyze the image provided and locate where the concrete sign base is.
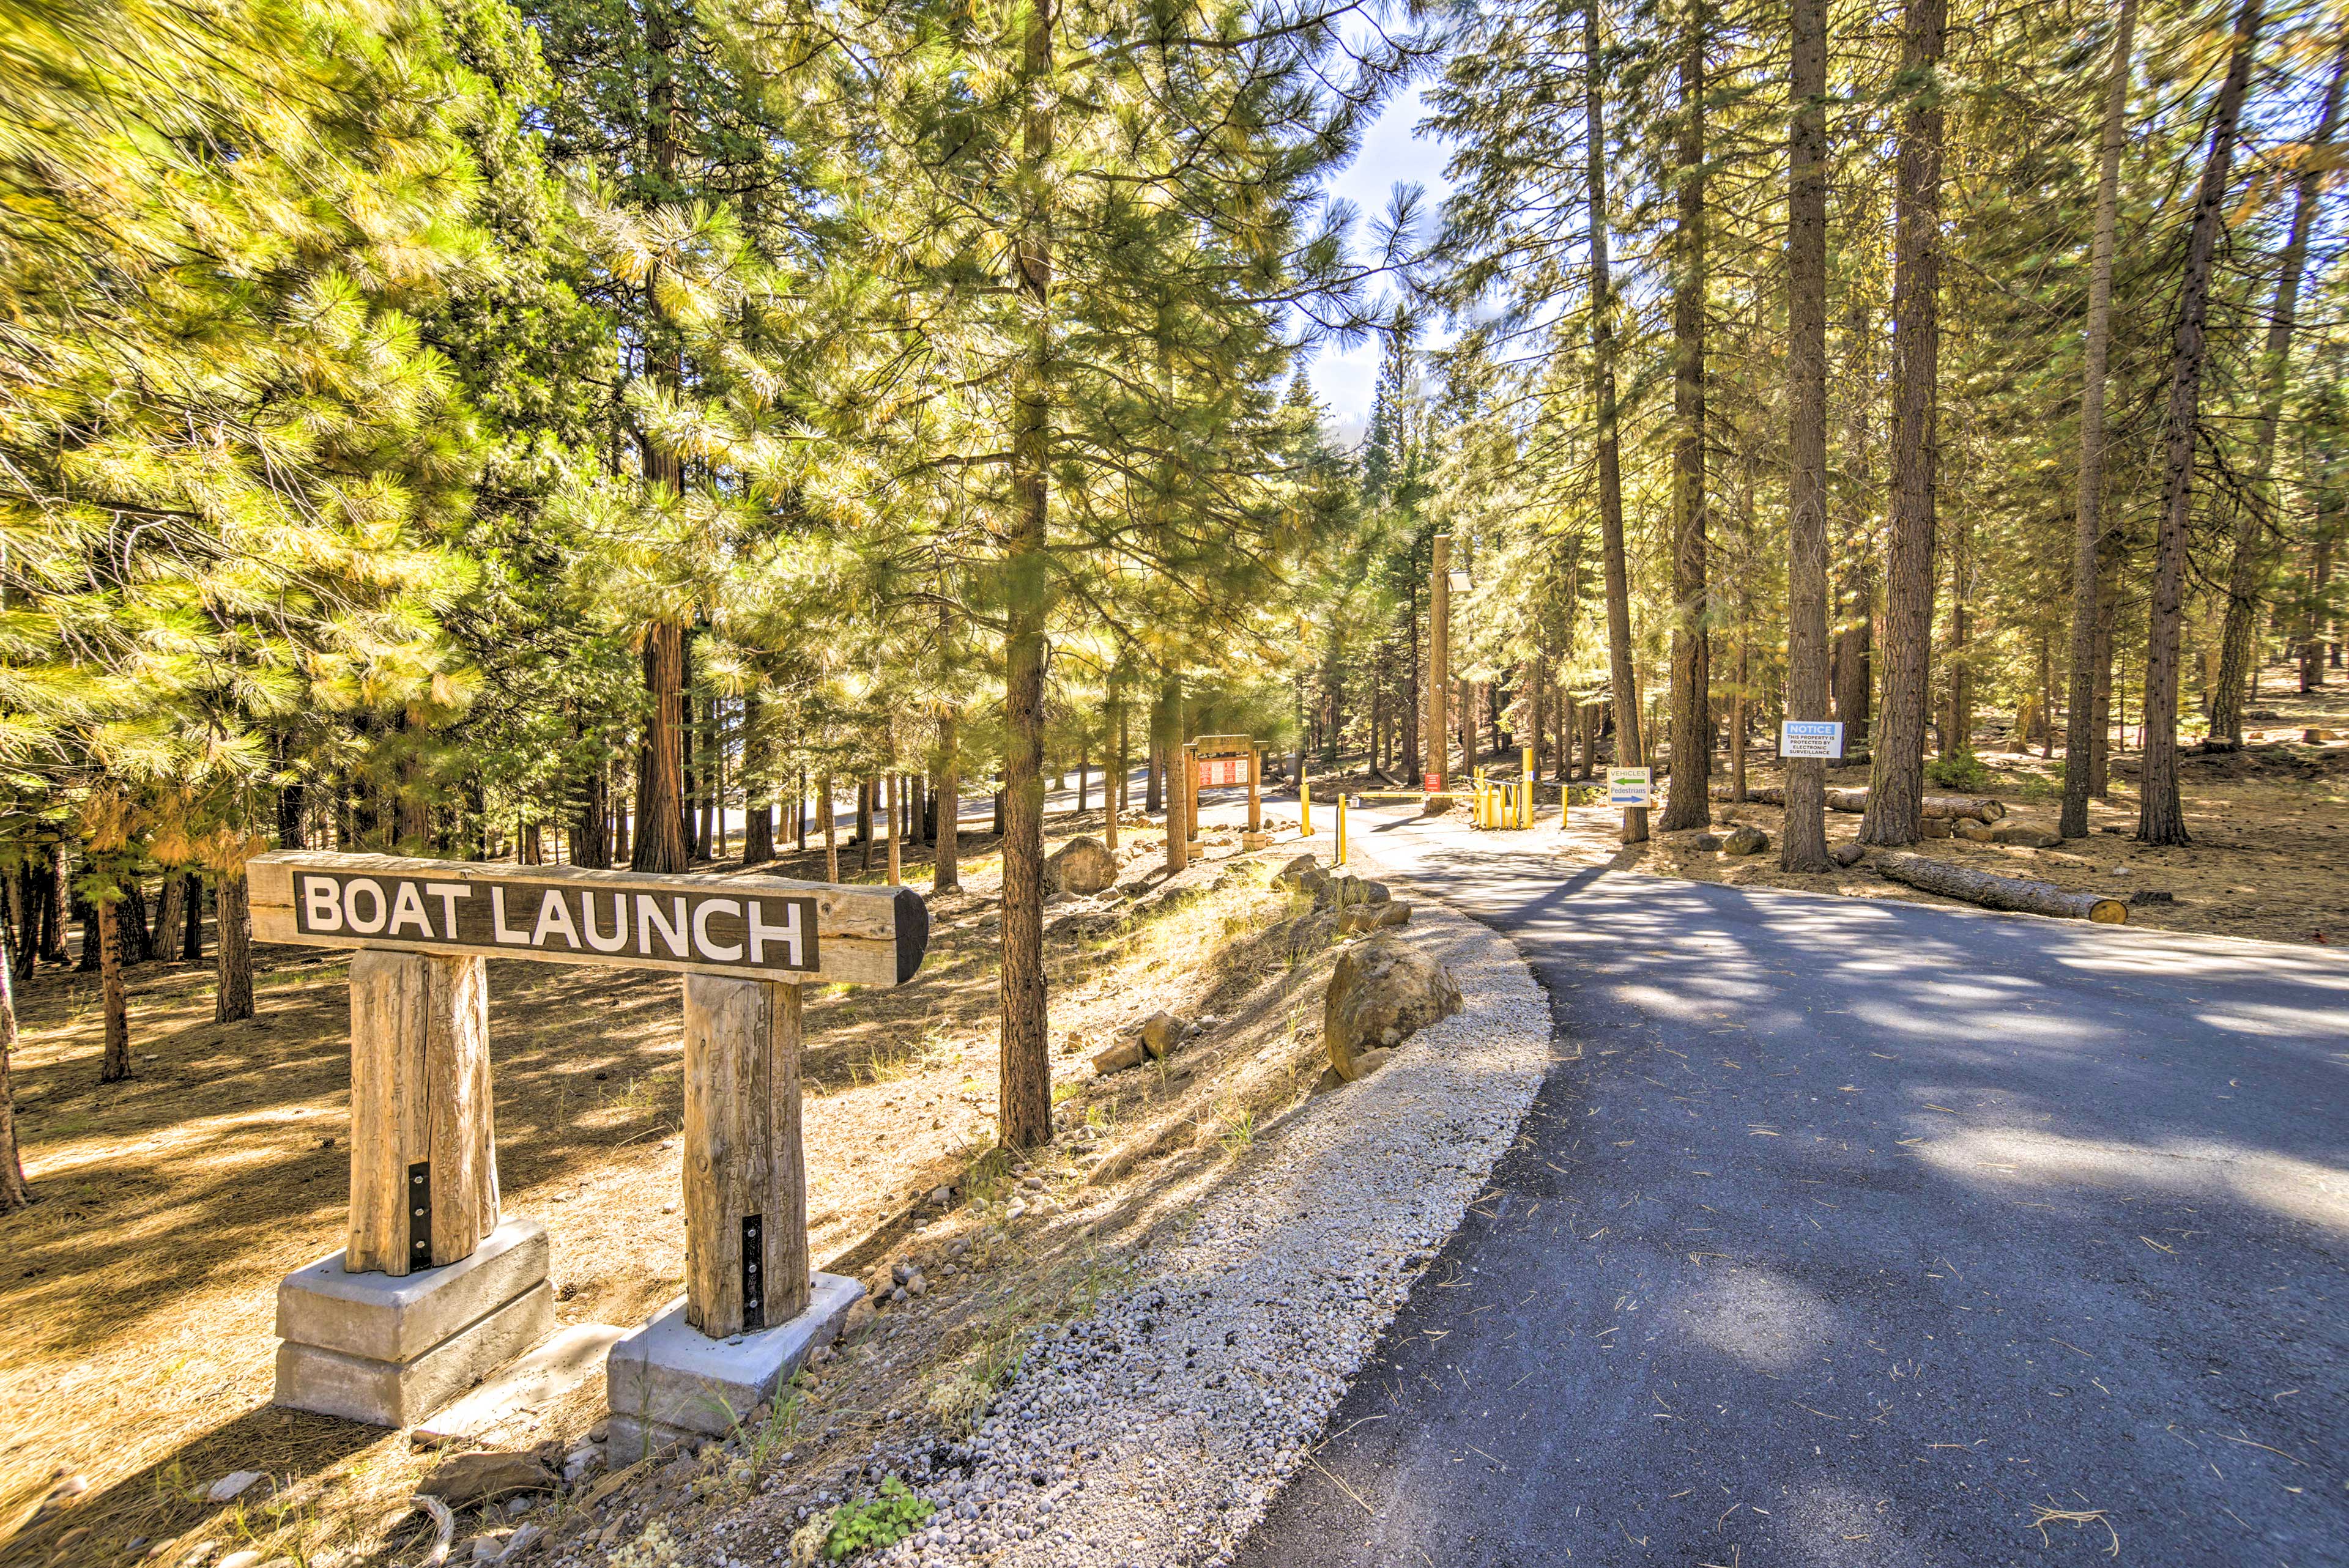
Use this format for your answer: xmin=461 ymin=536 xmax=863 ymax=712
xmin=272 ymin=1218 xmax=553 ymax=1427
xmin=605 ymin=1273 xmax=863 ymax=1461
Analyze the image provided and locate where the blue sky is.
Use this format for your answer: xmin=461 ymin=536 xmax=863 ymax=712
xmin=1303 ymin=81 xmax=1455 ymax=445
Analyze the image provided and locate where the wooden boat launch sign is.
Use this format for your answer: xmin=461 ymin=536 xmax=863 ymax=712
xmin=250 ymin=851 xmax=928 ymax=987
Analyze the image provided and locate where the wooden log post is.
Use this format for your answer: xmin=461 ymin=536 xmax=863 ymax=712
xmin=346 ymin=950 xmax=498 ymax=1275
xmin=1876 ymin=851 xmax=2126 ymax=923
xmin=1247 ymin=747 xmax=1263 ymax=833
xmin=682 ymin=976 xmax=809 ymax=1337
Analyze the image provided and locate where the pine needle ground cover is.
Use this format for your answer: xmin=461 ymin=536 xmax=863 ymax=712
xmin=0 ymin=817 xmax=1345 ymax=1567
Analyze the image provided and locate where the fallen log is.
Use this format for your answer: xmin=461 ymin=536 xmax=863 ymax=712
xmin=1710 ymin=784 xmax=2005 ymax=823
xmin=1876 ymin=851 xmax=2126 ymax=924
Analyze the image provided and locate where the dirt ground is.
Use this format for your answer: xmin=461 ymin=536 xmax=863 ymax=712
xmin=0 ymin=813 xmax=1345 ymax=1568
xmin=1531 ymin=667 xmax=2349 ymax=949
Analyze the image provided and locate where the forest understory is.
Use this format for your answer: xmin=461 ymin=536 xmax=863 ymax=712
xmin=0 ymin=819 xmax=1345 ymax=1568
xmin=1549 ymin=671 xmax=2349 ymax=948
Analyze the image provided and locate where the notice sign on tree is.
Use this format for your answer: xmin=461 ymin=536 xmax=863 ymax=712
xmin=1779 ymin=720 xmax=1846 ymax=760
xmin=1606 ymin=767 xmax=1653 ymax=807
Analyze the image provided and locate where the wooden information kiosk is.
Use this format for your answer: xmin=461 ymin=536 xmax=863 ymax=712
xmin=1192 ymin=734 xmax=1269 ymax=851
xmin=254 ymin=852 xmax=927 ymax=1452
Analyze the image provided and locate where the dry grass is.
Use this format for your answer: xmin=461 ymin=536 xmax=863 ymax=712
xmin=0 ymin=814 xmax=1343 ymax=1568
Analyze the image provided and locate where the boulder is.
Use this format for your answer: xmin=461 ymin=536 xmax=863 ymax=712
xmin=1989 ymin=824 xmax=2061 ymax=848
xmin=1323 ymin=935 xmax=1463 ymax=1082
xmin=419 ymin=1452 xmax=555 ymax=1506
xmin=1090 ymin=1039 xmax=1143 ymax=1075
xmin=1691 ymin=832 xmax=1724 ymax=851
xmin=1047 ymin=836 xmax=1118 ymax=895
xmin=1140 ymin=1011 xmax=1189 ymax=1059
xmin=1921 ymin=816 xmax=1953 ymax=838
xmin=1953 ymin=821 xmax=1997 ymax=843
xmin=1719 ymin=824 xmax=1769 ymax=856
xmin=1273 ymin=854 xmax=1321 ymax=890
xmin=1337 ymin=901 xmax=1412 ymax=936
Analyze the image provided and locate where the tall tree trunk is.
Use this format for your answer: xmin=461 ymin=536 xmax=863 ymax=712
xmin=1589 ymin=0 xmax=1646 ymax=842
xmin=0 ymin=936 xmax=28 ymax=1211
xmin=1831 ymin=300 xmax=1874 ymax=756
xmin=702 ymin=692 xmax=722 ymax=859
xmin=1662 ymin=9 xmax=1712 ymax=832
xmin=822 ymin=772 xmax=840 ymax=884
xmin=2305 ymin=528 xmax=2335 ymax=691
xmin=998 ymin=0 xmax=1054 ymax=1152
xmin=2060 ymin=0 xmax=2137 ymax=835
xmin=2090 ymin=593 xmax=2116 ymax=796
xmin=633 ymin=624 xmax=689 ymax=872
xmin=859 ymin=778 xmax=875 ymax=874
xmin=575 ymin=742 xmax=612 ymax=869
xmin=741 ymin=687 xmax=772 ymax=864
xmin=935 ymin=712 xmax=961 ymax=892
xmin=2141 ymin=0 xmax=2265 ymax=845
xmin=180 ymin=873 xmax=202 ymax=961
xmin=886 ymin=772 xmax=902 ymax=886
xmin=1427 ymin=537 xmax=1452 ymax=790
xmin=1945 ymin=513 xmax=1972 ymax=756
xmin=1782 ymin=0 xmax=1831 ymax=869
xmin=215 ymin=870 xmax=253 ymax=1022
xmin=796 ymin=766 xmax=809 ymax=853
xmin=1104 ymin=693 xmax=1123 ymax=854
xmin=1858 ymin=0 xmax=1946 ymax=848
xmin=2208 ymin=37 xmax=2349 ymax=747
xmin=98 ymin=898 xmax=129 ymax=1082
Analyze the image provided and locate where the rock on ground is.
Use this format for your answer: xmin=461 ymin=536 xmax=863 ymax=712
xmin=1047 ymin=837 xmax=1118 ymax=895
xmin=1323 ymin=933 xmax=1462 ymax=1080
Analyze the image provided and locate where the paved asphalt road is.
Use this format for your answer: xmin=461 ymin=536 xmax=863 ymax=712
xmin=1237 ymin=811 xmax=2349 ymax=1568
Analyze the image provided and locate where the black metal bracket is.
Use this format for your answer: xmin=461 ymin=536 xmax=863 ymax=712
xmin=741 ymin=1214 xmax=765 ymax=1331
xmin=407 ymin=1161 xmax=432 ymax=1269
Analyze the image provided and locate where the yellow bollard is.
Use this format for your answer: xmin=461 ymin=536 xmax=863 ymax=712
xmin=1336 ymin=792 xmax=1348 ymax=865
xmin=1301 ymin=758 xmax=1312 ymax=838
xmin=1521 ymin=745 xmax=1535 ymax=828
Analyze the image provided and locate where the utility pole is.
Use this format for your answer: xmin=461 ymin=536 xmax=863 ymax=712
xmin=1427 ymin=534 xmax=1452 ymax=791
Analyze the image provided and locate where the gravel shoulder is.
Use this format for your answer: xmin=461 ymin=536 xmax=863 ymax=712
xmin=765 ymin=843 xmax=1555 ymax=1568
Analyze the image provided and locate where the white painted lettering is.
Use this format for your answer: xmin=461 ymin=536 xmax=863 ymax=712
xmin=692 ymin=897 xmax=743 ymax=962
xmin=387 ymin=881 xmax=434 ymax=937
xmin=747 ymin=898 xmax=803 ymax=967
xmin=344 ymin=878 xmax=388 ymax=935
xmin=531 ymin=888 xmax=581 ymax=948
xmin=302 ymin=876 xmax=343 ymax=933
xmin=424 ymin=882 xmax=471 ymax=939
xmin=491 ymin=886 xmax=530 ymax=944
xmin=637 ymin=894 xmax=688 ymax=957
xmin=579 ymin=891 xmax=629 ymax=953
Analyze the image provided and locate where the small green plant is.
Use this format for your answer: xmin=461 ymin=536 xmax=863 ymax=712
xmin=1926 ymin=749 xmax=1992 ymax=792
xmin=1051 ymin=1079 xmax=1082 ymax=1106
xmin=822 ymin=1479 xmax=933 ymax=1558
xmin=1215 ymin=1102 xmax=1256 ymax=1153
xmin=926 ymin=1329 xmax=1026 ymax=1433
xmin=1085 ymin=1100 xmax=1117 ymax=1133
